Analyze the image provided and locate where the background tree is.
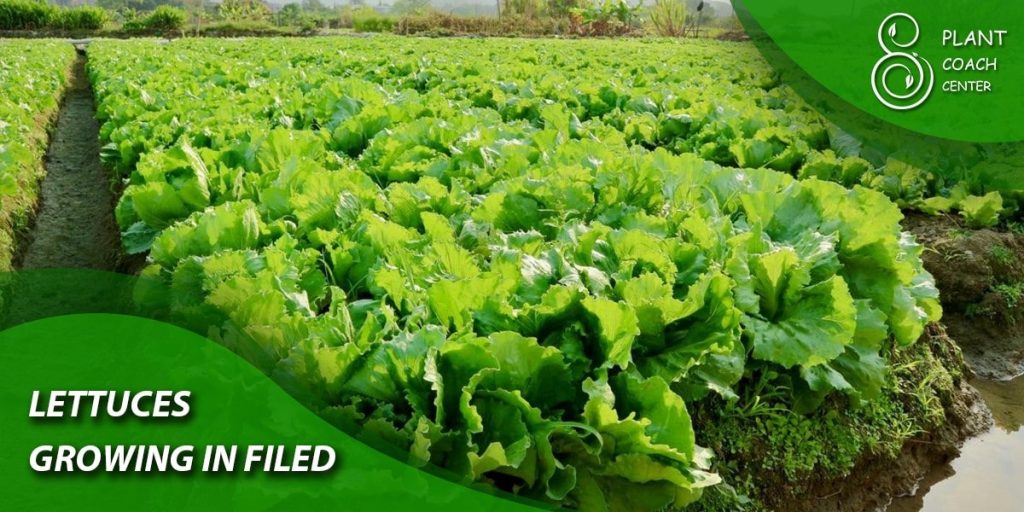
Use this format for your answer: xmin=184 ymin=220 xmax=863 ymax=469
xmin=502 ymin=0 xmax=544 ymax=18
xmin=217 ymin=0 xmax=271 ymax=21
xmin=545 ymin=0 xmax=584 ymax=17
xmin=276 ymin=3 xmax=302 ymax=26
xmin=649 ymin=0 xmax=686 ymax=36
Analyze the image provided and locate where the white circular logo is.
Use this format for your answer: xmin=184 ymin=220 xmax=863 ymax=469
xmin=871 ymin=13 xmax=934 ymax=111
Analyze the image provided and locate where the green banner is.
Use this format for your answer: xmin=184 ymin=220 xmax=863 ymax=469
xmin=739 ymin=0 xmax=1023 ymax=143
xmin=0 ymin=310 xmax=546 ymax=512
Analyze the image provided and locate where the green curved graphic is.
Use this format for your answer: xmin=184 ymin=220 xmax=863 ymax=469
xmin=738 ymin=0 xmax=1024 ymax=143
xmin=0 ymin=312 xmax=548 ymax=512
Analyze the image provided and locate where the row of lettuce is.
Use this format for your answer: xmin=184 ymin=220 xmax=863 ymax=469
xmin=88 ymin=38 xmax=942 ymax=510
xmin=0 ymin=40 xmax=74 ymax=271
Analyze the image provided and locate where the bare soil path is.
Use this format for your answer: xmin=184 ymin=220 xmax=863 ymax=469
xmin=19 ymin=52 xmax=118 ymax=270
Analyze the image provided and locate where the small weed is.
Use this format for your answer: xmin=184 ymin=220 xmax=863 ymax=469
xmin=990 ymin=245 xmax=1016 ymax=266
xmin=993 ymin=281 xmax=1024 ymax=309
xmin=942 ymin=249 xmax=971 ymax=263
xmin=965 ymin=303 xmax=995 ymax=319
xmin=948 ymin=228 xmax=970 ymax=241
xmin=722 ymin=370 xmax=793 ymax=421
xmin=1007 ymin=221 xmax=1024 ymax=235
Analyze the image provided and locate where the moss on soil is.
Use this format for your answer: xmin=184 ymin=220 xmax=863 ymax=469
xmin=690 ymin=324 xmax=982 ymax=512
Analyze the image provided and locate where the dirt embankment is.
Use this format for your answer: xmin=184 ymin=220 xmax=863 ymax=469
xmin=759 ymin=328 xmax=991 ymax=512
xmin=809 ymin=212 xmax=1024 ymax=512
xmin=750 ymin=213 xmax=1017 ymax=512
xmin=17 ymin=53 xmax=119 ymax=271
xmin=906 ymin=213 xmax=1024 ymax=380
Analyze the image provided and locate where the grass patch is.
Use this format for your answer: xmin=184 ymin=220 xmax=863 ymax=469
xmin=965 ymin=303 xmax=995 ymax=319
xmin=692 ymin=329 xmax=962 ymax=511
xmin=1007 ymin=221 xmax=1024 ymax=235
xmin=948 ymin=227 xmax=970 ymax=241
xmin=993 ymin=281 xmax=1024 ymax=309
xmin=990 ymin=245 xmax=1016 ymax=266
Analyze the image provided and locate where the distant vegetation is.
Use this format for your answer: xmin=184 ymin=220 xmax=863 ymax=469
xmin=121 ymin=5 xmax=186 ymax=31
xmin=0 ymin=0 xmax=108 ymax=30
xmin=0 ymin=0 xmax=742 ymax=37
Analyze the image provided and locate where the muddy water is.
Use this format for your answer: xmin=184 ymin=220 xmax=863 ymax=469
xmin=19 ymin=53 xmax=119 ymax=270
xmin=889 ymin=377 xmax=1024 ymax=512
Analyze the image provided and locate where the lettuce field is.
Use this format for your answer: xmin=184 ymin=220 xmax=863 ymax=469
xmin=4 ymin=36 xmax=1019 ymax=511
xmin=86 ymin=37 xmax=943 ymax=509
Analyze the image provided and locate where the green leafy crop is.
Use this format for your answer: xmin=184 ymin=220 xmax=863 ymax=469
xmin=0 ymin=40 xmax=74 ymax=271
xmin=88 ymin=37 xmax=942 ymax=510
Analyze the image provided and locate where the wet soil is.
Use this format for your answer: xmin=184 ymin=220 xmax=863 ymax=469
xmin=17 ymin=53 xmax=119 ymax=271
xmin=904 ymin=213 xmax=1024 ymax=380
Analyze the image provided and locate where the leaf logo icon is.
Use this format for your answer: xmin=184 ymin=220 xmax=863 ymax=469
xmin=872 ymin=13 xmax=934 ymax=111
